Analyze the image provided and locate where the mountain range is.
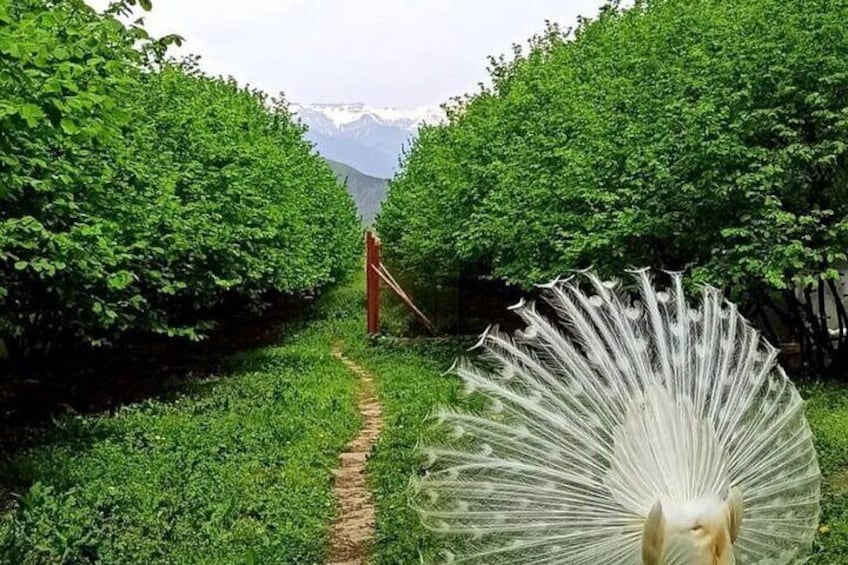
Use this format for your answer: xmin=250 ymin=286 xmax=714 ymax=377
xmin=293 ymin=103 xmax=444 ymax=224
xmin=292 ymin=103 xmax=443 ymax=179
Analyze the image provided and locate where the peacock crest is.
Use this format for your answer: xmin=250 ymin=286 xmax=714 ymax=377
xmin=414 ymin=270 xmax=821 ymax=564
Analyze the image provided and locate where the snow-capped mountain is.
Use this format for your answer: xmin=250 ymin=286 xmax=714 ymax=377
xmin=291 ymin=103 xmax=444 ymax=178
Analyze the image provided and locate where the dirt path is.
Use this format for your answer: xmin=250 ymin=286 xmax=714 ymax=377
xmin=328 ymin=344 xmax=383 ymax=565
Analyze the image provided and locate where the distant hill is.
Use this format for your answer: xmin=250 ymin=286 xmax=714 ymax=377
xmin=326 ymin=159 xmax=388 ymax=225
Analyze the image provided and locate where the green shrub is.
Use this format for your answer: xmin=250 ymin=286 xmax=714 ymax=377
xmin=0 ymin=0 xmax=359 ymax=353
xmin=378 ymin=0 xmax=848 ymax=368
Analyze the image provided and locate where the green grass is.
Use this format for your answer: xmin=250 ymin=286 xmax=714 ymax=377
xmin=805 ymin=383 xmax=848 ymax=563
xmin=0 ymin=283 xmax=364 ymax=565
xmin=3 ymin=275 xmax=848 ymax=564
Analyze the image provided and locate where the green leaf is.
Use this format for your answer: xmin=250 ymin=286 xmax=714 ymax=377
xmin=18 ymin=103 xmax=45 ymax=126
xmin=107 ymin=270 xmax=134 ymax=291
xmin=60 ymin=118 xmax=80 ymax=135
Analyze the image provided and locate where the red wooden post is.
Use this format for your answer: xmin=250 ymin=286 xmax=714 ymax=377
xmin=366 ymin=231 xmax=381 ymax=334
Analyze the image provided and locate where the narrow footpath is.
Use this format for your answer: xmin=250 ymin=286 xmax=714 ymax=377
xmin=327 ymin=344 xmax=384 ymax=565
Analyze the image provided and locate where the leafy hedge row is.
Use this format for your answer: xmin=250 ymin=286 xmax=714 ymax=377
xmin=0 ymin=0 xmax=360 ymax=354
xmin=379 ymin=0 xmax=848 ymax=294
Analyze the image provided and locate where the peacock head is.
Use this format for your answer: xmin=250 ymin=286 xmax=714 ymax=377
xmin=605 ymin=385 xmax=746 ymax=564
xmin=642 ymin=488 xmax=743 ymax=565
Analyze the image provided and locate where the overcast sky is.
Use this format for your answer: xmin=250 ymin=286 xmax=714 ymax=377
xmin=87 ymin=0 xmax=607 ymax=108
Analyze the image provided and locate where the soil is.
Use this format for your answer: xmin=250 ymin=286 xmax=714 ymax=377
xmin=327 ymin=344 xmax=384 ymax=565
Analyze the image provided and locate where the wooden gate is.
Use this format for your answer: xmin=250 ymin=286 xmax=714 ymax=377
xmin=364 ymin=231 xmax=436 ymax=336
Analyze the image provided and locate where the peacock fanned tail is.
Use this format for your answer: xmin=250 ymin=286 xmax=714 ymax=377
xmin=414 ymin=270 xmax=820 ymax=565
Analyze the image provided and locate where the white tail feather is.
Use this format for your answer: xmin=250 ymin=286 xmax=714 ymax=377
xmin=415 ymin=271 xmax=820 ymax=564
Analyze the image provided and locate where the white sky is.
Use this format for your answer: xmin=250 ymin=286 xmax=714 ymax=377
xmin=87 ymin=0 xmax=607 ymax=108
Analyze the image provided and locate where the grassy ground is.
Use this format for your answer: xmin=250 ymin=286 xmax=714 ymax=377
xmin=805 ymin=383 xmax=848 ymax=563
xmin=0 ymin=283 xmax=364 ymax=564
xmin=2 ymin=276 xmax=847 ymax=563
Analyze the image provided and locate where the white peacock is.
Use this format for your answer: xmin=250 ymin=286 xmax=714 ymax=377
xmin=414 ymin=270 xmax=821 ymax=564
